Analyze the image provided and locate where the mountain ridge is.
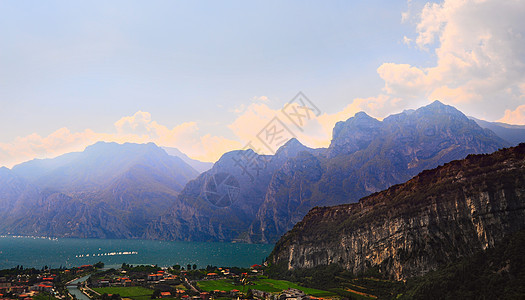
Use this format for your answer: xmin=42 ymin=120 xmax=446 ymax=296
xmin=269 ymin=143 xmax=525 ymax=279
xmin=0 ymin=101 xmax=519 ymax=242
xmin=249 ymin=100 xmax=509 ymax=242
xmin=0 ymin=142 xmax=199 ymax=238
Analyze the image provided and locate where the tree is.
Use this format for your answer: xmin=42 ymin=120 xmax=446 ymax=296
xmin=192 ymin=264 xmax=197 ymax=270
xmin=187 ymin=264 xmax=191 ymax=271
xmin=173 ymin=265 xmax=181 ymax=270
xmin=152 ymin=289 xmax=161 ymax=299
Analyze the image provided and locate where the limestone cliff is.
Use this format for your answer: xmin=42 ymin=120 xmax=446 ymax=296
xmin=251 ymin=100 xmax=509 ymax=243
xmin=269 ymin=143 xmax=525 ymax=280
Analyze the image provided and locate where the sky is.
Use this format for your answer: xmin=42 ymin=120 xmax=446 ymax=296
xmin=1 ymin=0 xmax=525 ymax=168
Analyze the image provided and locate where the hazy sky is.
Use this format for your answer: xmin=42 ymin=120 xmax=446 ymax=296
xmin=1 ymin=0 xmax=525 ymax=167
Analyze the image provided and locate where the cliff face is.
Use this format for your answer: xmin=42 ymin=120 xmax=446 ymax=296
xmin=0 ymin=102 xmax=514 ymax=242
xmin=269 ymin=144 xmax=525 ymax=280
xmin=145 ymin=139 xmax=317 ymax=242
xmin=148 ymin=101 xmax=509 ymax=243
xmin=251 ymin=101 xmax=509 ymax=243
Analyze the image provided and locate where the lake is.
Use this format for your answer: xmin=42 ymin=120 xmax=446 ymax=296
xmin=0 ymin=236 xmax=274 ymax=269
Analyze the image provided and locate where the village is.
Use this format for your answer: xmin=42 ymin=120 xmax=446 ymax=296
xmin=0 ymin=264 xmax=99 ymax=300
xmin=0 ymin=263 xmax=338 ymax=300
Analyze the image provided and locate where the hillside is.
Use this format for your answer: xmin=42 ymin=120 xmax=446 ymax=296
xmin=0 ymin=101 xmax=515 ymax=242
xmin=249 ymin=100 xmax=509 ymax=242
xmin=471 ymin=117 xmax=525 ymax=146
xmin=269 ymin=143 xmax=525 ymax=280
xmin=0 ymin=142 xmax=199 ymax=238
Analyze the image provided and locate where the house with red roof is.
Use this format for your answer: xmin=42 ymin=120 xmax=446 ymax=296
xmin=160 ymin=292 xmax=171 ymax=298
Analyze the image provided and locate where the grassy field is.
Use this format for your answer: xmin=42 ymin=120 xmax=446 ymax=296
xmin=197 ymin=278 xmax=335 ymax=297
xmin=93 ymin=287 xmax=154 ymax=300
xmin=33 ymin=292 xmax=60 ymax=300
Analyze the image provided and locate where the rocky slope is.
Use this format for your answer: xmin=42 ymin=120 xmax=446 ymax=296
xmin=147 ymin=101 xmax=508 ymax=243
xmin=145 ymin=138 xmax=318 ymax=241
xmin=250 ymin=100 xmax=509 ymax=242
xmin=0 ymin=142 xmax=199 ymax=238
xmin=269 ymin=143 xmax=525 ymax=280
xmin=0 ymin=101 xmax=515 ymax=242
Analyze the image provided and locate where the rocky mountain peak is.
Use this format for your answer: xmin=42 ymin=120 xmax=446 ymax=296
xmin=0 ymin=166 xmax=11 ymax=176
xmin=328 ymin=111 xmax=382 ymax=156
xmin=416 ymin=99 xmax=465 ymax=118
xmin=275 ymin=138 xmax=310 ymax=158
xmin=269 ymin=143 xmax=525 ymax=280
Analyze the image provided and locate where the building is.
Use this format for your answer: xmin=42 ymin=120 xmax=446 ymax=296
xmin=160 ymin=292 xmax=171 ymax=298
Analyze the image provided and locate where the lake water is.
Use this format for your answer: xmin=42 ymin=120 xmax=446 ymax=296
xmin=0 ymin=236 xmax=274 ymax=269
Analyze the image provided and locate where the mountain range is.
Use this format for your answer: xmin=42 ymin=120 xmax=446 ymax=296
xmin=162 ymin=147 xmax=213 ymax=173
xmin=0 ymin=142 xmax=198 ymax=238
xmin=470 ymin=117 xmax=525 ymax=147
xmin=268 ymin=143 xmax=525 ymax=280
xmin=0 ymin=100 xmax=522 ymax=242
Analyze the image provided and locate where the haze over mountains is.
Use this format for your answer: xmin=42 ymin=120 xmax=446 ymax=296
xmin=0 ymin=101 xmax=522 ymax=242
xmin=470 ymin=117 xmax=525 ymax=147
xmin=0 ymin=142 xmax=198 ymax=238
xmin=162 ymin=147 xmax=213 ymax=173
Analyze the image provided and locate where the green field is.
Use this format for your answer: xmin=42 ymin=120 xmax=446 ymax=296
xmin=197 ymin=278 xmax=335 ymax=297
xmin=32 ymin=292 xmax=60 ymax=300
xmin=93 ymin=286 xmax=154 ymax=300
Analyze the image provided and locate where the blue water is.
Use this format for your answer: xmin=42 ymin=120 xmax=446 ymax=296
xmin=0 ymin=236 xmax=273 ymax=269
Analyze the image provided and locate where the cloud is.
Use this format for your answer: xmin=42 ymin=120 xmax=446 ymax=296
xmin=227 ymin=97 xmax=381 ymax=152
xmin=498 ymin=105 xmax=525 ymax=125
xmin=0 ymin=111 xmax=241 ymax=168
xmin=229 ymin=102 xmax=322 ymax=153
xmin=0 ymin=128 xmax=102 ymax=168
xmin=114 ymin=111 xmax=156 ymax=136
xmin=368 ymin=0 xmax=525 ymax=120
xmin=254 ymin=96 xmax=269 ymax=102
xmin=3 ymin=100 xmax=373 ymax=168
xmin=111 ymin=111 xmax=241 ymax=162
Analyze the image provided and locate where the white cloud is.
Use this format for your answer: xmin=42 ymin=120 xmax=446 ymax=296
xmin=0 ymin=128 xmax=103 ymax=168
xmin=368 ymin=0 xmax=525 ymax=120
xmin=498 ymin=105 xmax=525 ymax=125
xmin=4 ymin=0 xmax=525 ymax=168
xmin=2 ymin=100 xmax=374 ymax=168
xmin=255 ymin=96 xmax=269 ymax=102
xmin=227 ymin=98 xmax=382 ymax=153
xmin=0 ymin=111 xmax=241 ymax=168
xmin=228 ymin=102 xmax=326 ymax=153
